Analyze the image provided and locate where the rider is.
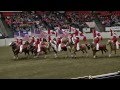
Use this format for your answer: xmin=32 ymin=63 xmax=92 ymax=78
xmin=41 ymin=38 xmax=47 ymax=47
xmin=69 ymin=33 xmax=75 ymax=44
xmin=75 ymin=36 xmax=80 ymax=50
xmin=30 ymin=36 xmax=35 ymax=46
xmin=15 ymin=38 xmax=19 ymax=46
xmin=112 ymin=35 xmax=119 ymax=49
xmin=19 ymin=38 xmax=23 ymax=53
xmin=93 ymin=36 xmax=100 ymax=50
xmin=35 ymin=37 xmax=40 ymax=52
xmin=57 ymin=37 xmax=62 ymax=51
xmin=51 ymin=38 xmax=57 ymax=51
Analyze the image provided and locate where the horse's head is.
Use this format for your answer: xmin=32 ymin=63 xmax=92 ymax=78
xmin=9 ymin=42 xmax=16 ymax=47
xmin=24 ymin=41 xmax=29 ymax=45
xmin=9 ymin=42 xmax=17 ymax=50
xmin=107 ymin=40 xmax=112 ymax=45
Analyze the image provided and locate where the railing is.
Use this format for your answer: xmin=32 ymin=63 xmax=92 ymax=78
xmin=71 ymin=71 xmax=120 ymax=79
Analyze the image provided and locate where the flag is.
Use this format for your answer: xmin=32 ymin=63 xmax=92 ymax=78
xmin=23 ymin=34 xmax=29 ymax=41
xmin=110 ymin=29 xmax=117 ymax=36
xmin=62 ymin=30 xmax=69 ymax=37
xmin=70 ymin=27 xmax=76 ymax=33
xmin=39 ymin=31 xmax=48 ymax=39
xmin=57 ymin=29 xmax=64 ymax=37
xmin=79 ymin=32 xmax=87 ymax=41
xmin=14 ymin=32 xmax=19 ymax=38
xmin=92 ymin=29 xmax=96 ymax=38
xmin=48 ymin=29 xmax=51 ymax=42
xmin=74 ymin=28 xmax=79 ymax=36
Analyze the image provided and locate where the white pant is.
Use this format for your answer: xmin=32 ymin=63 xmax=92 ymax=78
xmin=58 ymin=44 xmax=61 ymax=51
xmin=116 ymin=41 xmax=119 ymax=49
xmin=76 ymin=43 xmax=80 ymax=50
xmin=51 ymin=43 xmax=57 ymax=51
xmin=20 ymin=45 xmax=23 ymax=52
xmin=37 ymin=44 xmax=41 ymax=52
xmin=96 ymin=43 xmax=99 ymax=50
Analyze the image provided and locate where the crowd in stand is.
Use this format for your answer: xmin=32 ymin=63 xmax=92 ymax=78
xmin=2 ymin=11 xmax=120 ymax=33
xmin=2 ymin=11 xmax=94 ymax=33
xmin=96 ymin=11 xmax=120 ymax=27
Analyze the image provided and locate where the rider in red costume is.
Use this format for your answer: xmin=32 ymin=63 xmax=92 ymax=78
xmin=75 ymin=36 xmax=80 ymax=50
xmin=111 ymin=35 xmax=119 ymax=49
xmin=94 ymin=36 xmax=100 ymax=50
xmin=19 ymin=38 xmax=23 ymax=53
xmin=30 ymin=36 xmax=35 ymax=45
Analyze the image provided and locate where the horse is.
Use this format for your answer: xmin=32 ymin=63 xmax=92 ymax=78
xmin=107 ymin=39 xmax=120 ymax=57
xmin=50 ymin=37 xmax=72 ymax=58
xmin=89 ymin=42 xmax=108 ymax=58
xmin=9 ymin=41 xmax=30 ymax=59
xmin=32 ymin=38 xmax=51 ymax=58
xmin=70 ymin=43 xmax=90 ymax=58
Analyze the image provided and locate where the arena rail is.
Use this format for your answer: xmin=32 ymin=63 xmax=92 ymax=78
xmin=71 ymin=71 xmax=120 ymax=79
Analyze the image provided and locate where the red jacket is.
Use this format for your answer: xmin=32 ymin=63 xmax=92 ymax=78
xmin=30 ymin=38 xmax=35 ymax=44
xmin=35 ymin=39 xmax=40 ymax=47
xmin=16 ymin=39 xmax=19 ymax=44
xmin=75 ymin=38 xmax=80 ymax=45
xmin=94 ymin=37 xmax=99 ymax=44
xmin=18 ymin=40 xmax=23 ymax=45
xmin=112 ymin=36 xmax=117 ymax=43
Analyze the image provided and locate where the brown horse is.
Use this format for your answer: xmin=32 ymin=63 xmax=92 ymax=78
xmin=32 ymin=39 xmax=51 ymax=58
xmin=50 ymin=37 xmax=72 ymax=58
xmin=107 ymin=40 xmax=120 ymax=57
xmin=9 ymin=41 xmax=30 ymax=59
xmin=70 ymin=43 xmax=90 ymax=58
xmin=89 ymin=42 xmax=108 ymax=58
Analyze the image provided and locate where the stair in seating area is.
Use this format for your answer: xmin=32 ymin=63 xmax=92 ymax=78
xmin=0 ymin=17 xmax=14 ymax=38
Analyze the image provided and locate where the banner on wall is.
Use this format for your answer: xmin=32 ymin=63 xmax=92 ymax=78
xmin=105 ymin=26 xmax=120 ymax=31
xmin=82 ymin=28 xmax=90 ymax=32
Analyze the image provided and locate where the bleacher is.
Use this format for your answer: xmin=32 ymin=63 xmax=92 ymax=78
xmin=1 ymin=11 xmax=120 ymax=38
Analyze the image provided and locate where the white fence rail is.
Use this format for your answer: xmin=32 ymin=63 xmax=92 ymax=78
xmin=0 ymin=32 xmax=120 ymax=47
xmin=0 ymin=38 xmax=14 ymax=47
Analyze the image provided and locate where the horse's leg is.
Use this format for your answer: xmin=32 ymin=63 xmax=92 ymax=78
xmin=115 ymin=49 xmax=116 ymax=54
xmin=109 ymin=50 xmax=112 ymax=57
xmin=27 ymin=51 xmax=30 ymax=59
xmin=53 ymin=48 xmax=58 ymax=58
xmin=81 ymin=50 xmax=85 ymax=57
xmin=13 ymin=51 xmax=16 ymax=59
xmin=44 ymin=51 xmax=47 ymax=59
xmin=70 ymin=50 xmax=75 ymax=58
xmin=84 ymin=49 xmax=88 ymax=57
xmin=15 ymin=53 xmax=19 ymax=60
xmin=74 ymin=51 xmax=77 ymax=58
xmin=106 ymin=49 xmax=108 ymax=52
xmin=34 ymin=49 xmax=38 ymax=58
xmin=73 ymin=50 xmax=77 ymax=58
xmin=101 ymin=50 xmax=103 ymax=54
xmin=93 ymin=51 xmax=96 ymax=58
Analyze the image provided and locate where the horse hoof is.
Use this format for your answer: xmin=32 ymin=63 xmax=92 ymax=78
xmin=109 ymin=54 xmax=111 ymax=57
xmin=93 ymin=56 xmax=96 ymax=58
